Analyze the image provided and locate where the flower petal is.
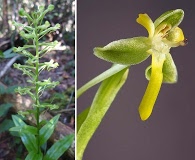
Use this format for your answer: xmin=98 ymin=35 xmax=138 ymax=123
xmin=94 ymin=37 xmax=151 ymax=65
xmin=136 ymin=14 xmax=155 ymax=38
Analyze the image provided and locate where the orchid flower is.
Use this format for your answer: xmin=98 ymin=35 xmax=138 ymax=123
xmin=93 ymin=9 xmax=186 ymax=120
xmin=77 ymin=9 xmax=187 ymax=160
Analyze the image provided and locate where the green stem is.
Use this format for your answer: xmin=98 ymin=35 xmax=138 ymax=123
xmin=77 ymin=67 xmax=129 ymax=160
xmin=35 ymin=25 xmax=41 ymax=153
xmin=77 ymin=64 xmax=129 ymax=98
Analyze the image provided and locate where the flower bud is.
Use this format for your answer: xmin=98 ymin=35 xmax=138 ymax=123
xmin=18 ymin=8 xmax=26 ymax=17
xmin=48 ymin=4 xmax=54 ymax=11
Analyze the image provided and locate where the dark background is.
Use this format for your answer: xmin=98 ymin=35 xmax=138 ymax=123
xmin=77 ymin=1 xmax=194 ymax=160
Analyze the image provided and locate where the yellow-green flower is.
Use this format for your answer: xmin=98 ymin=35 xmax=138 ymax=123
xmin=93 ymin=9 xmax=186 ymax=121
xmin=136 ymin=10 xmax=186 ymax=120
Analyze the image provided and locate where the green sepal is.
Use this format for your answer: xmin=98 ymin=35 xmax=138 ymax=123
xmin=94 ymin=37 xmax=151 ymax=65
xmin=145 ymin=53 xmax=177 ymax=83
xmin=154 ymin=9 xmax=184 ymax=30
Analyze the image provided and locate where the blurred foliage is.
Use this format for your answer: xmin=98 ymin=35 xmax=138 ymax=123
xmin=0 ymin=84 xmax=25 ymax=159
xmin=0 ymin=84 xmax=17 ymax=133
xmin=45 ymin=86 xmax=75 ymax=110
xmin=0 ymin=0 xmax=75 ymax=47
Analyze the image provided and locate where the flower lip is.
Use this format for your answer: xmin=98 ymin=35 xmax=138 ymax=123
xmin=164 ymin=27 xmax=186 ymax=47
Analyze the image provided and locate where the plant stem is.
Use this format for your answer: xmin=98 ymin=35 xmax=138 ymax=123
xmin=77 ymin=64 xmax=129 ymax=98
xmin=35 ymin=25 xmax=41 ymax=153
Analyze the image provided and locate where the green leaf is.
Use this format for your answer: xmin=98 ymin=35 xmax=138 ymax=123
xmin=77 ymin=107 xmax=90 ymax=132
xmin=43 ymin=134 xmax=74 ymax=160
xmin=94 ymin=37 xmax=151 ymax=65
xmin=145 ymin=53 xmax=177 ymax=83
xmin=39 ymin=114 xmax=60 ymax=146
xmin=11 ymin=115 xmax=37 ymax=152
xmin=77 ymin=67 xmax=129 ymax=160
xmin=0 ymin=48 xmax=18 ymax=58
xmin=0 ymin=103 xmax=12 ymax=117
xmin=154 ymin=9 xmax=184 ymax=30
xmin=6 ymin=85 xmax=18 ymax=94
xmin=0 ymin=119 xmax=14 ymax=134
xmin=25 ymin=151 xmax=43 ymax=160
xmin=10 ymin=125 xmax=37 ymax=135
xmin=0 ymin=84 xmax=6 ymax=94
xmin=0 ymin=50 xmax=3 ymax=57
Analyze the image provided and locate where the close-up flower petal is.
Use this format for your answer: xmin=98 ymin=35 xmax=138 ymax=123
xmin=136 ymin=13 xmax=155 ymax=38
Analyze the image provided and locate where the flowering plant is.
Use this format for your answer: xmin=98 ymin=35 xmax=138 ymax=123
xmin=77 ymin=9 xmax=186 ymax=160
xmin=9 ymin=5 xmax=74 ymax=160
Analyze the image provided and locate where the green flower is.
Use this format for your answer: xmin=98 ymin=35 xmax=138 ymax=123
xmin=94 ymin=9 xmax=187 ymax=120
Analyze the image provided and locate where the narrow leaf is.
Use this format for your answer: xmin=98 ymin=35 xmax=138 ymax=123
xmin=25 ymin=151 xmax=43 ymax=160
xmin=39 ymin=114 xmax=60 ymax=146
xmin=0 ymin=103 xmax=12 ymax=117
xmin=11 ymin=115 xmax=37 ymax=152
xmin=10 ymin=125 xmax=37 ymax=135
xmin=0 ymin=48 xmax=18 ymax=58
xmin=0 ymin=119 xmax=14 ymax=134
xmin=77 ymin=107 xmax=90 ymax=132
xmin=43 ymin=134 xmax=74 ymax=160
xmin=77 ymin=67 xmax=129 ymax=160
